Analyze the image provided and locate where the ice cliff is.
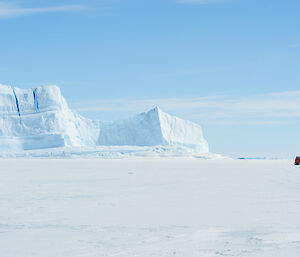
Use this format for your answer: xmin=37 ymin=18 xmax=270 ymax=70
xmin=99 ymin=107 xmax=209 ymax=152
xmin=0 ymin=84 xmax=209 ymax=153
xmin=0 ymin=84 xmax=98 ymax=150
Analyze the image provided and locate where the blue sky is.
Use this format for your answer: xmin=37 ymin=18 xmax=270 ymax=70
xmin=0 ymin=0 xmax=299 ymax=157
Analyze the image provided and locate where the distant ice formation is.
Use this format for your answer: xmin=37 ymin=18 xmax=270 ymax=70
xmin=0 ymin=84 xmax=98 ymax=150
xmin=0 ymin=84 xmax=209 ymax=154
xmin=99 ymin=107 xmax=208 ymax=152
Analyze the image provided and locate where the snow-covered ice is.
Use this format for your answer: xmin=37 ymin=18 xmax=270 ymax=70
xmin=0 ymin=84 xmax=208 ymax=154
xmin=1 ymin=158 xmax=300 ymax=257
xmin=1 ymin=84 xmax=297 ymax=256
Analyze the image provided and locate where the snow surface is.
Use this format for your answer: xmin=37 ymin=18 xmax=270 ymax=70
xmin=1 ymin=158 xmax=300 ymax=257
xmin=0 ymin=84 xmax=208 ymax=154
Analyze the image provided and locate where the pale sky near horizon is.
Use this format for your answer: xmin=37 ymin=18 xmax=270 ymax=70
xmin=0 ymin=0 xmax=299 ymax=157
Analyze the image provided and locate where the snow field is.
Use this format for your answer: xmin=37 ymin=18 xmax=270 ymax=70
xmin=0 ymin=158 xmax=299 ymax=257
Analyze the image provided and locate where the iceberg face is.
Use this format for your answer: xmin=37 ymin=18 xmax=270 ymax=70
xmin=99 ymin=107 xmax=209 ymax=153
xmin=0 ymin=84 xmax=209 ymax=153
xmin=0 ymin=84 xmax=98 ymax=150
xmin=158 ymin=107 xmax=209 ymax=152
xmin=99 ymin=107 xmax=165 ymax=147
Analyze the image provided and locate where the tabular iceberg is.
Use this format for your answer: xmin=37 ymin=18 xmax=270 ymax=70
xmin=0 ymin=84 xmax=98 ymax=150
xmin=99 ymin=107 xmax=209 ymax=152
xmin=0 ymin=84 xmax=209 ymax=154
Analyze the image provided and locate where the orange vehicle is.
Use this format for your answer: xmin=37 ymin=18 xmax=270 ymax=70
xmin=295 ymin=156 xmax=300 ymax=165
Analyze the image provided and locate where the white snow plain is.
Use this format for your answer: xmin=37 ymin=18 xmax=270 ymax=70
xmin=1 ymin=158 xmax=299 ymax=257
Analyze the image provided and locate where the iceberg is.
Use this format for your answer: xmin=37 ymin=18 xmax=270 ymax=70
xmin=0 ymin=84 xmax=209 ymax=155
xmin=0 ymin=84 xmax=98 ymax=150
xmin=99 ymin=107 xmax=209 ymax=152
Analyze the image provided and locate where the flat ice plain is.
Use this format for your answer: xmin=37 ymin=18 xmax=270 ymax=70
xmin=1 ymin=158 xmax=299 ymax=257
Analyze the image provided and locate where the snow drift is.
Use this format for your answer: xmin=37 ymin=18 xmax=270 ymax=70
xmin=0 ymin=84 xmax=209 ymax=154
